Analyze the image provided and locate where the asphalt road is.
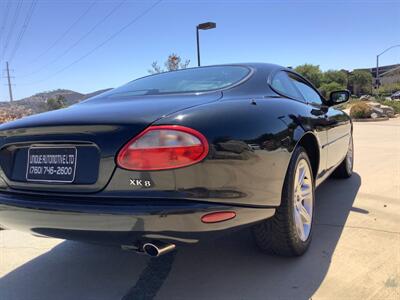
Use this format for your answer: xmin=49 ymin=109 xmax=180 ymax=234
xmin=1 ymin=118 xmax=399 ymax=300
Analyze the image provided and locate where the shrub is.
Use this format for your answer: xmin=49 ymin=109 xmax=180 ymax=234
xmin=377 ymin=82 xmax=400 ymax=96
xmin=379 ymin=100 xmax=400 ymax=114
xmin=350 ymin=102 xmax=372 ymax=119
xmin=46 ymin=95 xmax=66 ymax=111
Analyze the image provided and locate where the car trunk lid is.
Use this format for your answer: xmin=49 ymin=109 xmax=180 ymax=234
xmin=0 ymin=92 xmax=221 ymax=193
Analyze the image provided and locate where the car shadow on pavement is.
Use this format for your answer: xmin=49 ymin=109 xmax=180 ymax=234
xmin=0 ymin=173 xmax=361 ymax=300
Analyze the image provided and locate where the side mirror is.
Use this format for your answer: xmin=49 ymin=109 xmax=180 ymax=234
xmin=329 ymin=90 xmax=350 ymax=106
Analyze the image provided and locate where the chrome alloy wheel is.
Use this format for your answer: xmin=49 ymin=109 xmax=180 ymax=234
xmin=346 ymin=138 xmax=354 ymax=173
xmin=293 ymin=159 xmax=313 ymax=242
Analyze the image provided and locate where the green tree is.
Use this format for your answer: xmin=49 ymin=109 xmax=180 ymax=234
xmin=46 ymin=95 xmax=66 ymax=111
xmin=349 ymin=70 xmax=373 ymax=96
xmin=294 ymin=64 xmax=323 ymax=88
xmin=322 ymin=70 xmax=348 ymax=87
xmin=149 ymin=53 xmax=190 ymax=74
xmin=319 ymin=82 xmax=345 ymax=98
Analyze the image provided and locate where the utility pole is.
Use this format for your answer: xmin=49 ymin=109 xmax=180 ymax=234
xmin=376 ymin=55 xmax=379 ymax=88
xmin=6 ymin=61 xmax=13 ymax=102
xmin=375 ymin=44 xmax=400 ymax=89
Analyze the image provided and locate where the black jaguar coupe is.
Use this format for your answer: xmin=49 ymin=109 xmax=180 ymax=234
xmin=0 ymin=63 xmax=353 ymax=257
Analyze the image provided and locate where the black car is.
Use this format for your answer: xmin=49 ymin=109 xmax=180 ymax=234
xmin=391 ymin=91 xmax=400 ymax=100
xmin=0 ymin=63 xmax=353 ymax=257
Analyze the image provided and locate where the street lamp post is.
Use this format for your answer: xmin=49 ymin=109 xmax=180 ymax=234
xmin=196 ymin=22 xmax=216 ymax=67
xmin=375 ymin=44 xmax=400 ymax=88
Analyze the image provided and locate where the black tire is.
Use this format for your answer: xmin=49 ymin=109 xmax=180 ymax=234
xmin=253 ymin=146 xmax=315 ymax=256
xmin=331 ymin=135 xmax=353 ymax=179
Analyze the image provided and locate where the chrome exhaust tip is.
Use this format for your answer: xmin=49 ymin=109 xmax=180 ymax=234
xmin=143 ymin=241 xmax=176 ymax=257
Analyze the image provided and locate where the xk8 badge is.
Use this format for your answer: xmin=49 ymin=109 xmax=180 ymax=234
xmin=130 ymin=179 xmax=152 ymax=188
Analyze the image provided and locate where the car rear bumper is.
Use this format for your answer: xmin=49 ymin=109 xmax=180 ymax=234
xmin=0 ymin=192 xmax=275 ymax=245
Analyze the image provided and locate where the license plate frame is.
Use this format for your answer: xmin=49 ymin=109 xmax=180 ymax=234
xmin=26 ymin=147 xmax=78 ymax=183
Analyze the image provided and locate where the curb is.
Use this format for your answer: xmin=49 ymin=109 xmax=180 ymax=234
xmin=352 ymin=117 xmax=389 ymax=122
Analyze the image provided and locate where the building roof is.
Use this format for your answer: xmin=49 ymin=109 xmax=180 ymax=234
xmin=355 ymin=64 xmax=400 ymax=78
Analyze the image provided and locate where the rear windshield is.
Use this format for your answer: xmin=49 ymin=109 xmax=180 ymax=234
xmin=105 ymin=66 xmax=250 ymax=97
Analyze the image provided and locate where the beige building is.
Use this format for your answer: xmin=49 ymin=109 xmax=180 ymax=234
xmin=363 ymin=63 xmax=400 ymax=86
xmin=351 ymin=64 xmax=400 ymax=95
xmin=378 ymin=65 xmax=400 ymax=85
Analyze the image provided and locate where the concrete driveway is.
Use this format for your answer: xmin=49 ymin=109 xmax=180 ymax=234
xmin=1 ymin=119 xmax=399 ymax=300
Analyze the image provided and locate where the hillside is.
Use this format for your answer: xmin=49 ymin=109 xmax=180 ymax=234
xmin=0 ymin=88 xmax=111 ymax=123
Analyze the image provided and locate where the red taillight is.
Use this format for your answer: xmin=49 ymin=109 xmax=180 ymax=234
xmin=117 ymin=125 xmax=209 ymax=171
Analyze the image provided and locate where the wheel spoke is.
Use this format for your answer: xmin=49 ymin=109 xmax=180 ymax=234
xmin=346 ymin=138 xmax=353 ymax=169
xmin=297 ymin=167 xmax=306 ymax=190
xmin=301 ymin=184 xmax=311 ymax=198
xmin=294 ymin=209 xmax=305 ymax=239
xmin=299 ymin=204 xmax=312 ymax=225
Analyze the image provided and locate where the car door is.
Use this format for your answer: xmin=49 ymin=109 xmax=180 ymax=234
xmin=288 ymin=73 xmax=351 ymax=173
xmin=322 ymin=104 xmax=352 ymax=171
xmin=270 ymin=71 xmax=329 ymax=177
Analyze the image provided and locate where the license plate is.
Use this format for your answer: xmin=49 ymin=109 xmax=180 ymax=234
xmin=26 ymin=147 xmax=77 ymax=183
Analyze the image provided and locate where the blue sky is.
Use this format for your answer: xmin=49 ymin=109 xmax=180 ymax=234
xmin=0 ymin=0 xmax=399 ymax=101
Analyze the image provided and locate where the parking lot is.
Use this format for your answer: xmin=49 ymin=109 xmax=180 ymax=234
xmin=1 ymin=118 xmax=399 ymax=300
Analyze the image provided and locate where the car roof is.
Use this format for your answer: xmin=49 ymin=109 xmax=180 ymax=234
xmin=229 ymin=62 xmax=285 ymax=70
xmin=187 ymin=62 xmax=286 ymax=72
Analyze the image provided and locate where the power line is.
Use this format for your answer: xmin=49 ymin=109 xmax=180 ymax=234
xmin=0 ymin=0 xmax=12 ymax=91
xmin=1 ymin=0 xmax=24 ymax=61
xmin=28 ymin=0 xmax=97 ymax=64
xmin=20 ymin=0 xmax=127 ymax=78
xmin=20 ymin=0 xmax=163 ymax=86
xmin=0 ymin=0 xmax=12 ymax=28
xmin=0 ymin=1 xmax=12 ymax=56
xmin=0 ymin=1 xmax=12 ymax=50
xmin=8 ymin=0 xmax=38 ymax=63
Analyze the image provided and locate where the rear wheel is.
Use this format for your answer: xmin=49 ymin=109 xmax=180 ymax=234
xmin=331 ymin=135 xmax=353 ymax=179
xmin=253 ymin=146 xmax=315 ymax=256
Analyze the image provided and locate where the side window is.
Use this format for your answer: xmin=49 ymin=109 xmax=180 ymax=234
xmin=271 ymin=71 xmax=302 ymax=100
xmin=288 ymin=74 xmax=323 ymax=105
